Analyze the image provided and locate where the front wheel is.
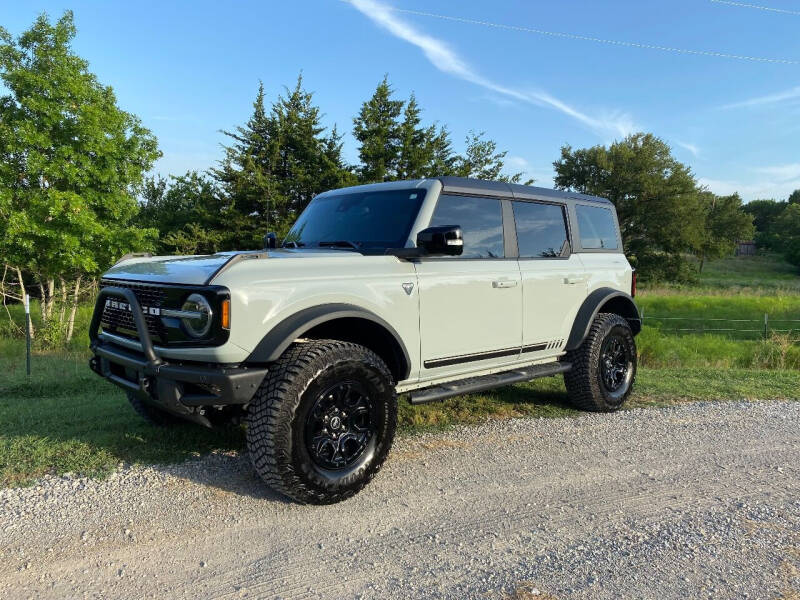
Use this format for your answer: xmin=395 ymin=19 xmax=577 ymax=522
xmin=247 ymin=340 xmax=397 ymax=504
xmin=563 ymin=313 xmax=637 ymax=412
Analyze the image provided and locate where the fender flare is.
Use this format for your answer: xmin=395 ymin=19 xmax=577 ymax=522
xmin=565 ymin=288 xmax=641 ymax=350
xmin=245 ymin=303 xmax=411 ymax=378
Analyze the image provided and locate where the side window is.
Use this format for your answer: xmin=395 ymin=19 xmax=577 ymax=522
xmin=512 ymin=201 xmax=569 ymax=258
xmin=575 ymin=204 xmax=619 ymax=250
xmin=429 ymin=194 xmax=504 ymax=258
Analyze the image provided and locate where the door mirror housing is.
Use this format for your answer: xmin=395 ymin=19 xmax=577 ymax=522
xmin=416 ymin=225 xmax=463 ymax=256
xmin=264 ymin=232 xmax=278 ymax=249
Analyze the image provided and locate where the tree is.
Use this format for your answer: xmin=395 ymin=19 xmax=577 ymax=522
xmin=396 ymin=93 xmax=434 ymax=179
xmin=0 ymin=12 xmax=159 ymax=340
xmin=696 ymin=192 xmax=754 ymax=272
xmin=743 ymin=198 xmax=787 ymax=250
xmin=554 ymin=133 xmax=704 ymax=281
xmin=213 ymin=76 xmax=352 ymax=245
xmin=422 ymin=125 xmax=457 ymax=177
xmin=212 ymin=82 xmax=278 ymax=247
xmin=353 ymin=76 xmax=404 ymax=183
xmin=137 ymin=171 xmax=227 ymax=254
xmin=774 ymin=203 xmax=800 ymax=267
xmin=789 ymin=189 xmax=800 ymax=205
xmin=454 ymin=131 xmax=530 ymax=183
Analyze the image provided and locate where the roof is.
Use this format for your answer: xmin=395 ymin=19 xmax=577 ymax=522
xmin=435 ymin=176 xmax=612 ymax=205
xmin=317 ymin=176 xmax=611 ymax=205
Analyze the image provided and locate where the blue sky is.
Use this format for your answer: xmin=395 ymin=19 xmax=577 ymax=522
xmin=3 ymin=0 xmax=800 ymax=201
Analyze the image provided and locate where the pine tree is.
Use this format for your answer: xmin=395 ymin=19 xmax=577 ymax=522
xmin=271 ymin=75 xmax=352 ymax=226
xmin=422 ymin=125 xmax=457 ymax=177
xmin=353 ymin=76 xmax=404 ymax=182
xmin=213 ymin=76 xmax=351 ymax=245
xmin=212 ymin=82 xmax=277 ymax=247
xmin=396 ymin=93 xmax=434 ymax=179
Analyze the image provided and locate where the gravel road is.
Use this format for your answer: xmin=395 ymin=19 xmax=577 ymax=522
xmin=1 ymin=400 xmax=798 ymax=600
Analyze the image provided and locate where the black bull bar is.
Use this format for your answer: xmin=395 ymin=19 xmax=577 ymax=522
xmin=88 ymin=286 xmax=267 ymax=426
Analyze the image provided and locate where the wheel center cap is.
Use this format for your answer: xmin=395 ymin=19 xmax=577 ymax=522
xmin=330 ymin=416 xmax=342 ymax=430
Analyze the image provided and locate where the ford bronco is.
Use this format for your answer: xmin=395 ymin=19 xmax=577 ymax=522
xmin=88 ymin=176 xmax=640 ymax=504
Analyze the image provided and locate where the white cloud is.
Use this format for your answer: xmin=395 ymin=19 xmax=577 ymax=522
xmin=506 ymin=155 xmax=532 ymax=171
xmin=721 ymin=85 xmax=800 ymax=109
xmin=753 ymin=163 xmax=800 ymax=182
xmin=675 ymin=140 xmax=700 ymax=157
xmin=346 ymin=0 xmax=636 ymax=139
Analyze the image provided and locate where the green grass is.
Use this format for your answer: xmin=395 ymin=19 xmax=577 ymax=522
xmin=700 ymin=253 xmax=800 ymax=291
xmin=641 ymin=253 xmax=800 ymax=295
xmin=1 ymin=350 xmax=797 ymax=487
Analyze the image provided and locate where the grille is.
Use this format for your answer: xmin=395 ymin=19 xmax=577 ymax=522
xmin=100 ymin=281 xmax=167 ymax=343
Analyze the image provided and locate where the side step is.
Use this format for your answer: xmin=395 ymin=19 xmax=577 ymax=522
xmin=408 ymin=361 xmax=572 ymax=405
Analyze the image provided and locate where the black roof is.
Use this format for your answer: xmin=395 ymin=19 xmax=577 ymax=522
xmin=436 ymin=176 xmax=612 ymax=205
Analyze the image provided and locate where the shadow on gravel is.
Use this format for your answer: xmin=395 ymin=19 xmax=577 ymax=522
xmin=154 ymin=452 xmax=296 ymax=505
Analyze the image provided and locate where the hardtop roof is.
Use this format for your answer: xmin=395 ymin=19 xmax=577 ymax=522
xmin=317 ymin=176 xmax=612 ymax=205
xmin=436 ymin=176 xmax=612 ymax=205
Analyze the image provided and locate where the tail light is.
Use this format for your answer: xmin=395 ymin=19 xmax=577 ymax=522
xmin=631 ymin=270 xmax=637 ymax=297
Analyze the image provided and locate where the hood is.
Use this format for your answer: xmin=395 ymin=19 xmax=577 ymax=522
xmin=103 ymin=248 xmax=363 ymax=286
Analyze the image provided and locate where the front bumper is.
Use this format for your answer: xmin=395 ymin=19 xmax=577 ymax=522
xmin=89 ymin=286 xmax=267 ymax=426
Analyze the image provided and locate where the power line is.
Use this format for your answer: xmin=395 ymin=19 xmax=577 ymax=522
xmin=709 ymin=0 xmax=800 ymax=16
xmin=387 ymin=6 xmax=800 ymax=65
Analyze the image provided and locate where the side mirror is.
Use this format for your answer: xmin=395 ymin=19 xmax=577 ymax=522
xmin=264 ymin=232 xmax=278 ymax=249
xmin=417 ymin=225 xmax=463 ymax=256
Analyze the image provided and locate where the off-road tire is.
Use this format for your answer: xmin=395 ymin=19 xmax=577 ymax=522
xmin=126 ymin=391 xmax=182 ymax=426
xmin=247 ymin=339 xmax=397 ymax=504
xmin=564 ymin=312 xmax=637 ymax=412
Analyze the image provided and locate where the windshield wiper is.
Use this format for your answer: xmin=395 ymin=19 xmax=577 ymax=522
xmin=282 ymin=241 xmax=305 ymax=248
xmin=318 ymin=240 xmax=361 ymax=250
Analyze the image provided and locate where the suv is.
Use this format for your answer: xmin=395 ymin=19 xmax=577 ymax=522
xmin=89 ymin=177 xmax=640 ymax=504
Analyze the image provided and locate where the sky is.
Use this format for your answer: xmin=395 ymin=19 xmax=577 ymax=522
xmin=2 ymin=0 xmax=800 ymax=201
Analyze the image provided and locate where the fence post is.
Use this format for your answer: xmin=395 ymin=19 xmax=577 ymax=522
xmin=25 ymin=293 xmax=31 ymax=377
xmin=764 ymin=313 xmax=768 ymax=340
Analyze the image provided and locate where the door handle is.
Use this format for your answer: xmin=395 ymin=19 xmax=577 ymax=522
xmin=492 ymin=280 xmax=518 ymax=289
xmin=564 ymin=276 xmax=588 ymax=285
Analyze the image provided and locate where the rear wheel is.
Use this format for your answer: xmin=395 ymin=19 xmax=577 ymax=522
xmin=564 ymin=313 xmax=637 ymax=412
xmin=247 ymin=340 xmax=397 ymax=504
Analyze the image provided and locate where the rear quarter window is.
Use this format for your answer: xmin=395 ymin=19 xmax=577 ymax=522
xmin=575 ymin=204 xmax=619 ymax=250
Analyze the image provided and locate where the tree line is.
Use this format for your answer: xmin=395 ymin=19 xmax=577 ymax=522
xmin=742 ymin=192 xmax=800 ymax=266
xmin=0 ymin=11 xmax=780 ymax=344
xmin=138 ymin=75 xmax=531 ymax=254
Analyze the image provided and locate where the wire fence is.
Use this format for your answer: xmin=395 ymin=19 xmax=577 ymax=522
xmin=641 ymin=310 xmax=800 ymax=341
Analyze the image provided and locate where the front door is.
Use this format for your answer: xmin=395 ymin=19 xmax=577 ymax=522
xmin=416 ymin=194 xmax=522 ymax=382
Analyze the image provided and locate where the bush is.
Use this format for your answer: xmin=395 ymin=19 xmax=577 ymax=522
xmin=633 ymin=252 xmax=698 ymax=284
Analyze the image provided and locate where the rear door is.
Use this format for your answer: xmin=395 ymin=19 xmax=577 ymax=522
xmin=512 ymin=200 xmax=587 ymax=356
xmin=415 ymin=194 xmax=523 ymax=381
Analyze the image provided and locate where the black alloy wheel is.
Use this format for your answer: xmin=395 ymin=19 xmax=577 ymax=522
xmin=305 ymin=381 xmax=376 ymax=470
xmin=599 ymin=334 xmax=633 ymax=395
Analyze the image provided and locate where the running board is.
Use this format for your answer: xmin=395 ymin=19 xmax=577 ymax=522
xmin=408 ymin=362 xmax=572 ymax=405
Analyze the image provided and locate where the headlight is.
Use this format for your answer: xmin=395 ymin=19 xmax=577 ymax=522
xmin=180 ymin=293 xmax=213 ymax=338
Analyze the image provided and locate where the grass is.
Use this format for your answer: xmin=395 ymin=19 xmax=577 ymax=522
xmin=641 ymin=253 xmax=800 ymax=295
xmin=1 ymin=350 xmax=797 ymax=487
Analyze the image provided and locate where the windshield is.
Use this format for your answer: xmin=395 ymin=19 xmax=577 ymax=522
xmin=284 ymin=189 xmax=426 ymax=251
